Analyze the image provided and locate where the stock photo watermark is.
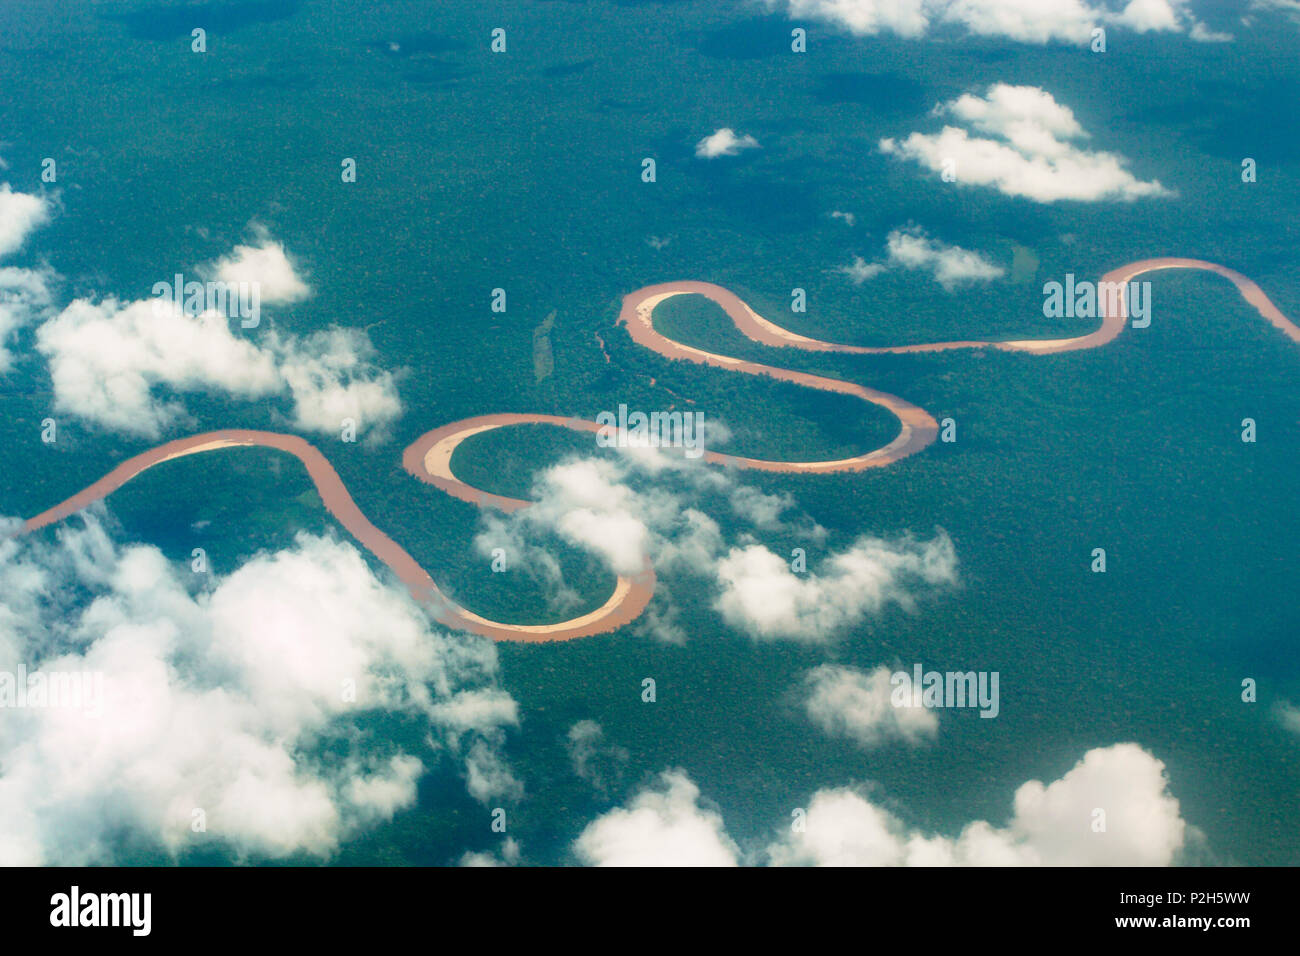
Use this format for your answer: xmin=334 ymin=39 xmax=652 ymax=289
xmin=0 ymin=667 xmax=105 ymax=718
xmin=1043 ymin=274 xmax=1152 ymax=328
xmin=152 ymin=273 xmax=261 ymax=328
xmin=891 ymin=664 xmax=1000 ymax=718
xmin=596 ymin=404 xmax=707 ymax=458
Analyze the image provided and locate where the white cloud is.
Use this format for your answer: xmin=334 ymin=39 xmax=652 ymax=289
xmin=499 ymin=454 xmax=735 ymax=582
xmin=567 ymin=719 xmax=630 ymax=794
xmin=572 ymin=745 xmax=1187 ymax=866
xmin=474 ymin=512 xmax=581 ymax=611
xmin=430 ymin=688 xmax=520 ymax=735
xmin=0 ymin=183 xmax=50 ymax=258
xmin=463 ymin=737 xmax=524 ymax=804
xmin=783 ymin=0 xmax=931 ymax=36
xmin=1111 ymin=0 xmax=1180 ymax=31
xmin=0 ymin=264 xmax=55 ymax=372
xmin=36 ymin=297 xmax=281 ymax=436
xmin=0 ymin=176 xmax=55 ymax=371
xmin=940 ymin=0 xmax=1100 ymax=41
xmin=276 ymin=328 xmax=403 ymax=436
xmin=768 ymin=743 xmax=1187 ymax=865
xmin=476 ymin=450 xmax=935 ymax=643
xmin=839 ymin=227 xmax=1004 ymax=289
xmin=529 ymin=459 xmax=654 ymax=576
xmin=837 ymin=256 xmax=887 ymax=285
xmin=885 ymin=227 xmax=1005 ymax=288
xmin=880 ymin=84 xmax=1171 ymax=202
xmin=35 ymin=287 xmax=402 ymax=440
xmin=713 ymin=532 xmax=957 ymax=642
xmin=1276 ymin=700 xmax=1300 ymax=736
xmin=695 ymin=128 xmax=761 ymax=159
xmin=9 ymin=223 xmax=398 ymax=438
xmin=573 ymin=770 xmax=741 ymax=866
xmin=0 ymin=515 xmax=519 ymax=865
xmin=728 ymin=484 xmax=798 ymax=530
xmin=459 ymin=837 xmax=522 ymax=867
xmin=1188 ymin=18 xmax=1233 ymax=40
xmin=1254 ymin=0 xmax=1300 ymax=20
xmin=207 ymin=232 xmax=310 ymax=305
xmin=770 ymin=0 xmax=1213 ymax=43
xmin=803 ymin=664 xmax=939 ymax=747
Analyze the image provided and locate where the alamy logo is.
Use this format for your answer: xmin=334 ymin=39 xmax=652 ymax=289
xmin=596 ymin=404 xmax=706 ymax=458
xmin=1043 ymin=274 xmax=1151 ymax=328
xmin=152 ymin=272 xmax=261 ymax=328
xmin=50 ymin=886 xmax=151 ymax=936
xmin=890 ymin=664 xmax=1000 ymax=718
xmin=0 ymin=667 xmax=103 ymax=717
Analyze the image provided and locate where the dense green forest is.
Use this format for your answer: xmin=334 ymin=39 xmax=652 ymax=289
xmin=1 ymin=0 xmax=1297 ymax=865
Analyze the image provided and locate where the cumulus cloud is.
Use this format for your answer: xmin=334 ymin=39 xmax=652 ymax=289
xmin=0 ymin=183 xmax=50 ymax=258
xmin=803 ymin=664 xmax=939 ymax=747
xmin=880 ymin=84 xmax=1171 ymax=203
xmin=0 ymin=177 xmax=55 ymax=370
xmin=276 ymin=328 xmax=404 ymax=437
xmin=572 ymin=744 xmax=1186 ymax=866
xmin=0 ymin=264 xmax=55 ymax=372
xmin=475 ymin=448 xmax=940 ymax=643
xmin=1109 ymin=0 xmax=1182 ymax=31
xmin=0 ymin=514 xmax=519 ymax=865
xmin=695 ymin=128 xmax=761 ymax=159
xmin=459 ymin=837 xmax=522 ymax=867
xmin=769 ymin=743 xmax=1186 ymax=865
xmin=207 ymin=232 xmax=311 ymax=305
xmin=836 ymin=226 xmax=1003 ymax=290
xmin=529 ymin=459 xmax=655 ymax=576
xmin=837 ymin=256 xmax=887 ymax=285
xmin=7 ymin=222 xmax=399 ymax=439
xmin=769 ymin=0 xmax=1221 ymax=44
xmin=34 ymin=273 xmax=401 ymax=439
xmin=412 ymin=687 xmax=524 ymax=803
xmin=884 ymin=227 xmax=1005 ymax=288
xmin=36 ymin=297 xmax=282 ymax=436
xmin=573 ymin=770 xmax=741 ymax=866
xmin=462 ymin=737 xmax=525 ymax=804
xmin=1188 ymin=18 xmax=1233 ymax=40
xmin=492 ymin=453 xmax=734 ymax=581
xmin=728 ymin=484 xmax=800 ymax=531
xmin=713 ymin=532 xmax=957 ymax=642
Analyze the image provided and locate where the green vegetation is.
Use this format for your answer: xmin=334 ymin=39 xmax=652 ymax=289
xmin=532 ymin=309 xmax=556 ymax=383
xmin=1 ymin=0 xmax=1298 ymax=865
